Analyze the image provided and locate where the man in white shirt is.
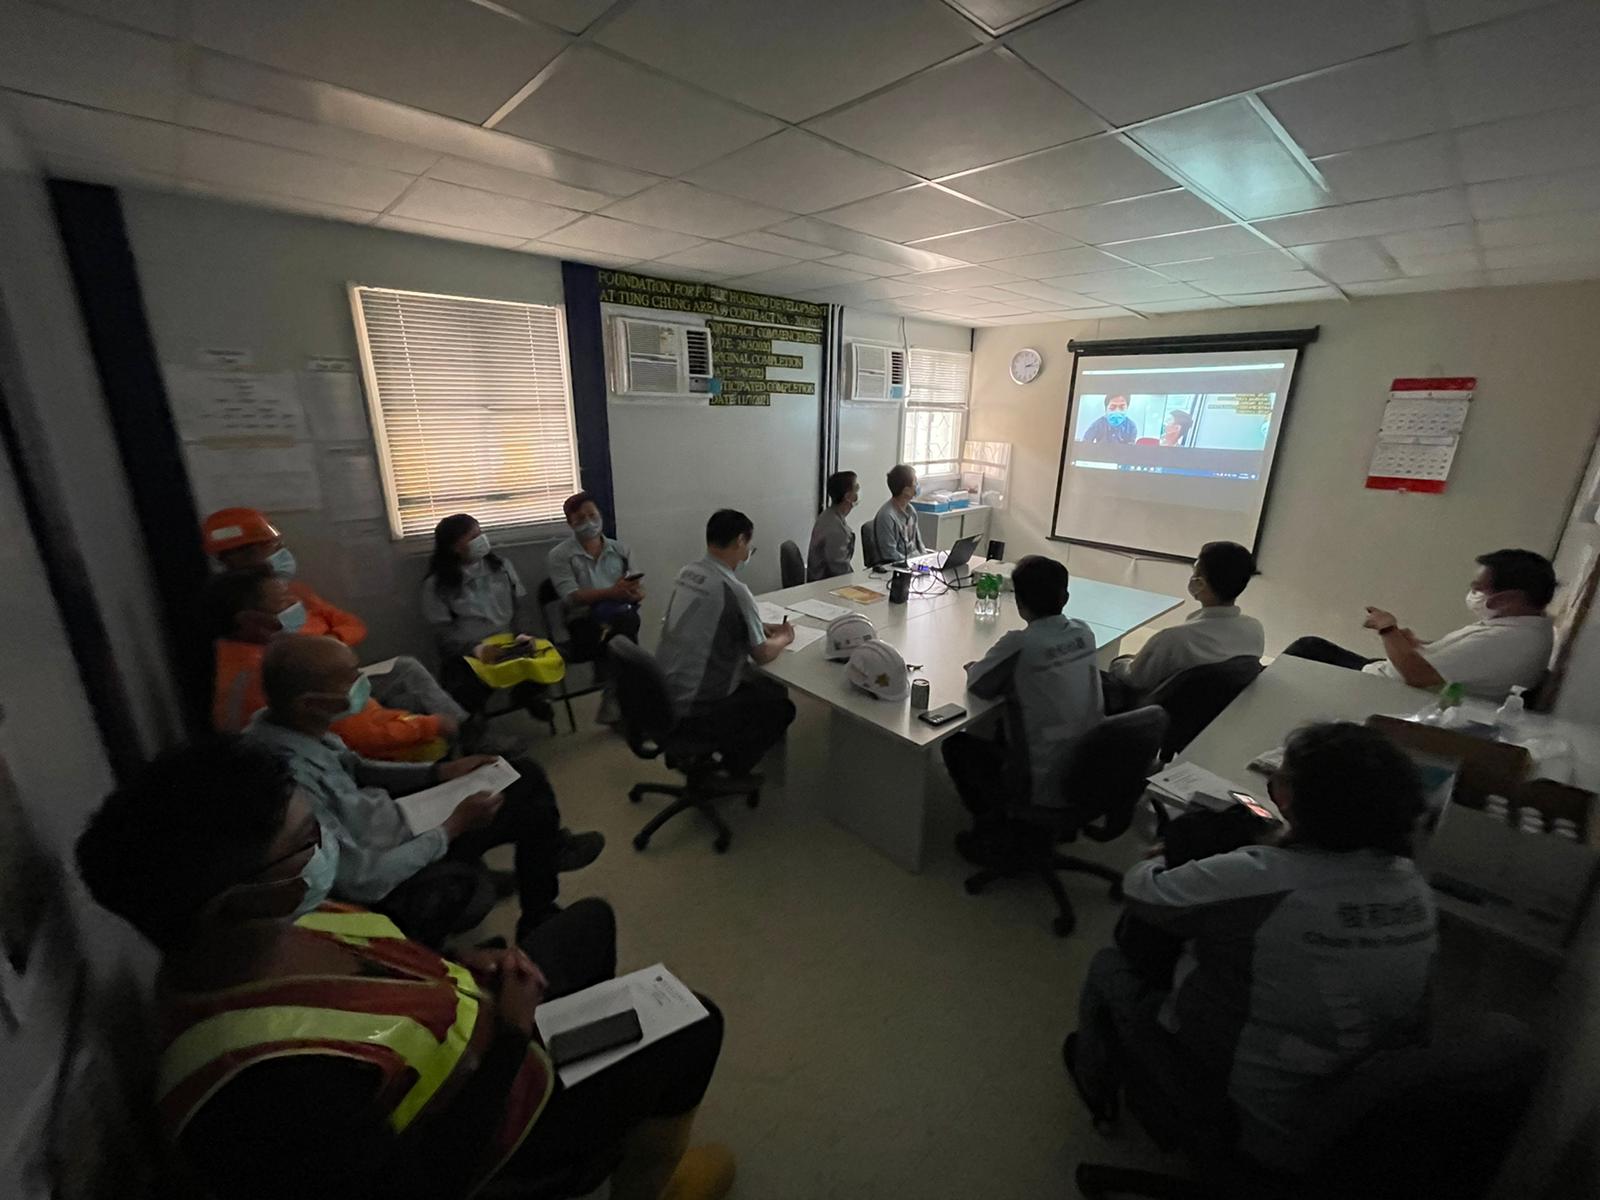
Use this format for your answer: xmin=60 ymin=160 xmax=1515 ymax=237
xmin=943 ymin=556 xmax=1103 ymax=860
xmin=1105 ymin=541 xmax=1265 ymax=709
xmin=1283 ymin=548 xmax=1555 ymax=699
xmin=870 ymin=464 xmax=927 ymax=565
xmin=656 ymin=509 xmax=797 ymax=776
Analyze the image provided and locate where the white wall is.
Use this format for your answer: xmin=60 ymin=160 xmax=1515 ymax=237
xmin=970 ymin=286 xmax=1600 ymax=656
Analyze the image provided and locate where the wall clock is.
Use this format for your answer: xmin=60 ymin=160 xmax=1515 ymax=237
xmin=1010 ymin=347 xmax=1042 ymax=385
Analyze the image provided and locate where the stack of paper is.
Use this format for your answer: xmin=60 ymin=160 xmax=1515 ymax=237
xmin=535 ymin=964 xmax=710 ymax=1086
xmin=393 ymin=758 xmax=521 ymax=834
xmin=783 ymin=625 xmax=826 ymax=653
xmin=789 ymin=597 xmax=850 ymax=621
xmin=757 ymin=601 xmax=804 ymax=625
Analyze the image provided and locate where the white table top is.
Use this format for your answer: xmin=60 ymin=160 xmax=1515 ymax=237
xmin=755 ymin=566 xmax=1183 ymax=750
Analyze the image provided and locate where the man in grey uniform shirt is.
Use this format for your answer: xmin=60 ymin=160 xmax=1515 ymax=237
xmin=870 ymin=464 xmax=927 ymax=565
xmin=656 ymin=509 xmax=797 ymax=777
xmin=807 ymin=470 xmax=859 ymax=581
xmin=1067 ymin=722 xmax=1436 ymax=1173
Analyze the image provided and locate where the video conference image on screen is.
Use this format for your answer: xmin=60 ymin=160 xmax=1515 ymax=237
xmin=1052 ymin=346 xmax=1304 ymax=560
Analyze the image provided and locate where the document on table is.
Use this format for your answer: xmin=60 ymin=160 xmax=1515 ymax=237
xmin=783 ymin=625 xmax=826 ymax=653
xmin=394 ymin=758 xmax=521 ymax=834
xmin=535 ymin=964 xmax=710 ymax=1087
xmin=757 ymin=601 xmax=804 ymax=625
xmin=1147 ymin=761 xmax=1242 ymax=806
xmin=789 ymin=597 xmax=851 ymax=621
xmin=830 ymin=585 xmax=885 ymax=604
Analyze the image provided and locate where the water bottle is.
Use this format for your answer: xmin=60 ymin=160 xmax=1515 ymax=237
xmin=1495 ymin=685 xmax=1527 ymax=740
xmin=1412 ymin=681 xmax=1465 ymax=725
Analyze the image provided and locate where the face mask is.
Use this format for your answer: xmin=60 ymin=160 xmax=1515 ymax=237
xmin=290 ymin=824 xmax=339 ymax=919
xmin=912 ymin=484 xmax=921 ymax=498
xmin=1187 ymin=576 xmax=1204 ymax=600
xmin=465 ymin=533 xmax=491 ymax=561
xmin=1465 ymin=588 xmax=1493 ymax=619
xmin=1107 ymin=411 xmax=1131 ymax=428
xmin=574 ymin=517 xmax=603 ymax=541
xmin=276 ymin=599 xmax=308 ymax=634
xmin=341 ymin=673 xmax=372 ymax=717
xmin=268 ymin=547 xmax=297 ymax=579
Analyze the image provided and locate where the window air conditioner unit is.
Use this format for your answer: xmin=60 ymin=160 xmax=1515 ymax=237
xmin=611 ymin=317 xmax=715 ymax=396
xmin=847 ymin=342 xmax=907 ymax=402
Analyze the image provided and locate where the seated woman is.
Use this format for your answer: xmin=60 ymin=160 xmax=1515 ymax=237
xmin=420 ymin=514 xmax=552 ymax=724
xmin=75 ymin=736 xmax=733 ymax=1200
xmin=1066 ymin=722 xmax=1435 ymax=1174
xmin=209 ymin=566 xmax=454 ymax=760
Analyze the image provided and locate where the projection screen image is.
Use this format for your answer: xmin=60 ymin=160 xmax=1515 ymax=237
xmin=1051 ymin=346 xmax=1304 ymax=559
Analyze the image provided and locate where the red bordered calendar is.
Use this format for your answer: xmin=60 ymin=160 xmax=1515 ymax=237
xmin=1365 ymin=376 xmax=1476 ymax=494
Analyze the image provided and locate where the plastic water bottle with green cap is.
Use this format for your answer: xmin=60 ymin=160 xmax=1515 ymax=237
xmin=1412 ymin=681 xmax=1466 ymax=726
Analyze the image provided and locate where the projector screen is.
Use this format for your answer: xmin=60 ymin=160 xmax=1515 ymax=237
xmin=1051 ymin=342 xmax=1307 ymax=560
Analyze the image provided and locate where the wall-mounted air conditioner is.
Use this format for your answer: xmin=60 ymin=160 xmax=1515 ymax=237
xmin=846 ymin=342 xmax=907 ymax=402
xmin=611 ymin=317 xmax=715 ymax=396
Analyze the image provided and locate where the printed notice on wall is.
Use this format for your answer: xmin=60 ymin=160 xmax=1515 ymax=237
xmin=169 ymin=368 xmax=307 ymax=442
xmin=301 ymin=357 xmax=370 ymax=442
xmin=1365 ymin=377 xmax=1476 ymax=494
xmin=186 ymin=443 xmax=323 ymax=513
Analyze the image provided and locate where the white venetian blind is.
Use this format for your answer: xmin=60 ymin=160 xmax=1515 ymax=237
xmin=350 ymin=285 xmax=580 ymax=539
xmin=907 ymin=347 xmax=972 ymax=410
xmin=903 ymin=348 xmax=971 ymax=476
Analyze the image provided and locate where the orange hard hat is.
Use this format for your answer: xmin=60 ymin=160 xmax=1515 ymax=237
xmin=201 ymin=507 xmax=280 ymax=554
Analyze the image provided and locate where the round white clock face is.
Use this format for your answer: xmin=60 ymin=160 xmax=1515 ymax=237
xmin=1010 ymin=347 xmax=1043 ymax=385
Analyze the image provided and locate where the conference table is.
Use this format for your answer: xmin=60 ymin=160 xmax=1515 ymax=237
xmin=754 ymin=563 xmax=1183 ymax=871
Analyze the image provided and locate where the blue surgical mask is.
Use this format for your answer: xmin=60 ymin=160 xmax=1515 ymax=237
xmin=291 ymin=823 xmax=339 ymax=919
xmin=268 ymin=547 xmax=297 ymax=579
xmin=574 ymin=517 xmax=603 ymax=542
xmin=341 ymin=673 xmax=372 ymax=717
xmin=1107 ymin=411 xmax=1131 ymax=427
xmin=276 ymin=599 xmax=308 ymax=634
xmin=464 ymin=533 xmax=491 ymax=561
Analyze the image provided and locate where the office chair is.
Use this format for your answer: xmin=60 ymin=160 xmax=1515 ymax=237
xmin=1075 ymin=1011 xmax=1542 ymax=1200
xmin=1143 ymin=654 xmax=1263 ymax=761
xmin=860 ymin=521 xmax=883 ymax=568
xmin=608 ymin=639 xmax=761 ymax=854
xmin=779 ymin=539 xmax=806 ymax=588
xmin=533 ymin=578 xmax=608 ymax=733
xmin=964 ymin=705 xmax=1169 ymax=936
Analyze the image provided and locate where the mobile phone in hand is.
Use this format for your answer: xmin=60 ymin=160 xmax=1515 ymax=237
xmin=548 ymin=1008 xmax=643 ymax=1067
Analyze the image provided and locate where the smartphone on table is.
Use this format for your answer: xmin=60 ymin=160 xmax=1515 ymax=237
xmin=918 ymin=703 xmax=967 ymax=727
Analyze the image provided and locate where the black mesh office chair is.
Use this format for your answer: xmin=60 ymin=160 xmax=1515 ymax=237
xmin=1075 ymin=1011 xmax=1542 ymax=1200
xmin=964 ymin=705 xmax=1169 ymax=936
xmin=860 ymin=521 xmax=883 ymax=568
xmin=1142 ymin=654 xmax=1264 ymax=761
xmin=779 ymin=539 xmax=806 ymax=588
xmin=534 ymin=578 xmax=608 ymax=733
xmin=608 ymin=639 xmax=761 ymax=854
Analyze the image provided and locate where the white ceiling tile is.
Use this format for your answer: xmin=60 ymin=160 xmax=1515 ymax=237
xmin=1469 ymin=167 xmax=1600 ymax=220
xmin=987 ymin=246 xmax=1130 ymax=278
xmin=1036 ymin=191 xmax=1228 ymax=244
xmin=765 ymin=217 xmax=968 ymax=270
xmin=518 ymin=240 xmax=639 ymax=268
xmin=944 ymin=0 xmax=1077 ymax=33
xmin=650 ymin=242 xmax=798 ymax=276
xmin=1456 ymin=101 xmax=1600 ymax=183
xmin=178 ymin=129 xmax=415 ymax=211
xmin=1378 ymin=223 xmax=1477 ymax=258
xmin=820 ymin=253 xmax=912 ymax=276
xmin=176 ymin=95 xmax=442 ymax=174
xmin=1041 ymin=305 xmax=1139 ymax=320
xmin=1476 ymin=211 xmax=1600 ymax=248
xmin=725 ymin=231 xmax=844 ymax=260
xmin=730 ymin=260 xmax=874 ymax=293
xmin=1397 ymin=249 xmax=1484 ymax=276
xmin=910 ymin=221 xmax=1082 ymax=262
xmin=1130 ymin=297 xmax=1236 ymax=313
xmin=0 ymin=2 xmax=183 ymax=120
xmin=1291 ymin=238 xmax=1401 ymax=283
xmin=1436 ymin=2 xmax=1600 ymax=127
xmin=1010 ymin=0 xmax=1411 ymax=125
xmin=1315 ymin=135 xmax=1461 ymax=206
xmin=47 ymin=0 xmax=181 ymax=36
xmin=961 ymin=285 xmax=1040 ymax=303
xmin=425 ymin=158 xmax=611 ymax=211
xmin=543 ymin=214 xmax=703 ymax=259
xmin=1207 ymin=270 xmax=1331 ymax=295
xmin=906 ymin=264 xmax=1026 ymax=291
xmin=41 ymin=151 xmax=178 ymax=192
xmin=1259 ymin=47 xmax=1439 ymax=156
xmin=1483 ymin=258 xmax=1600 ymax=285
xmin=177 ymin=179 xmax=382 ymax=225
xmin=1074 ymin=277 xmax=1206 ymax=304
xmin=1038 ymin=267 xmax=1171 ymax=296
xmin=495 ymin=48 xmax=781 ymax=175
xmin=1346 ymin=271 xmax=1486 ymax=295
xmin=595 ymin=0 xmax=979 ymax=122
xmin=1161 ymin=249 xmax=1301 ymax=281
xmin=598 ymin=181 xmax=790 ymax=238
xmin=684 ymin=129 xmax=915 ymax=214
xmin=193 ymin=0 xmax=567 ymax=124
xmin=994 ymin=280 xmax=1104 ymax=307
xmin=947 ymin=135 xmax=1174 ymax=217
xmin=373 ymin=215 xmax=528 ymax=248
xmin=1425 ymin=0 xmax=1561 ymax=33
xmin=892 ymin=292 xmax=964 ymax=312
xmin=7 ymin=94 xmax=180 ymax=176
xmin=978 ymin=311 xmax=1069 ymax=325
xmin=390 ymin=179 xmax=579 ymax=239
xmin=1483 ymin=240 xmax=1600 ymax=269
xmin=801 ymin=278 xmax=934 ymax=303
xmin=1105 ymin=224 xmax=1261 ymax=265
xmin=495 ymin=0 xmax=620 ymax=34
xmin=807 ymin=49 xmax=1101 ymax=178
xmin=820 ymin=185 xmax=1006 ymax=242
xmin=1256 ymin=189 xmax=1471 ymax=245
xmin=1228 ymin=286 xmax=1345 ymax=306
xmin=930 ymin=297 xmax=1036 ymax=319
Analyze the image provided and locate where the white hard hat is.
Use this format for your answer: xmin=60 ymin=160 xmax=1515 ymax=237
xmin=845 ymin=639 xmax=909 ymax=701
xmin=825 ymin=613 xmax=877 ymax=661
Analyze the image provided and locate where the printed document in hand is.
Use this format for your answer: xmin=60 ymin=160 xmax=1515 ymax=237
xmin=757 ymin=601 xmax=804 ymax=625
xmin=1147 ymin=761 xmax=1243 ymax=807
xmin=536 ymin=964 xmax=709 ymax=1086
xmin=789 ymin=597 xmax=851 ymax=621
xmin=394 ymin=758 xmax=521 ymax=835
xmin=782 ymin=625 xmax=826 ymax=653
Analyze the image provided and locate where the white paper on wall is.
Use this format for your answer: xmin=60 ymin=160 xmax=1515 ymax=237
xmin=319 ymin=446 xmax=383 ymax=518
xmin=301 ymin=357 xmax=371 ymax=442
xmin=186 ymin=443 xmax=323 ymax=512
xmin=169 ymin=368 xmax=307 ymax=441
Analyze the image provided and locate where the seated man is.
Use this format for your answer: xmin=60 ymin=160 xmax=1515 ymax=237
xmin=203 ymin=507 xmax=469 ymax=744
xmin=1283 ymin=548 xmax=1555 ymax=698
xmin=247 ymin=635 xmax=602 ymax=942
xmin=1104 ymin=540 xmax=1264 ymax=708
xmin=1066 ymin=722 xmax=1434 ymax=1174
xmin=807 ymin=470 xmax=859 ymax=581
xmin=546 ymin=492 xmax=643 ymax=723
xmin=656 ymin=509 xmax=797 ymax=778
xmin=870 ymin=464 xmax=927 ymax=565
xmin=210 ymin=567 xmax=456 ymax=759
xmin=1082 ymin=394 xmax=1137 ymax=444
xmin=75 ymin=737 xmax=732 ymax=1200
xmin=942 ymin=556 xmax=1103 ymax=858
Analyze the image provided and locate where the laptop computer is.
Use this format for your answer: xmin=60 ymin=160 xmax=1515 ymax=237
xmin=910 ymin=534 xmax=980 ymax=583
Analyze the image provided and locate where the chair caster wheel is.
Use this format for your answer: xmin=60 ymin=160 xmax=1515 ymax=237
xmin=1109 ymin=881 xmax=1123 ymax=901
xmin=714 ymin=836 xmax=730 ymax=853
xmin=632 ymin=833 xmax=649 ymax=851
xmin=1052 ymin=913 xmax=1076 ymax=937
xmin=746 ymin=790 xmax=761 ymax=809
xmin=627 ymin=787 xmax=644 ymax=804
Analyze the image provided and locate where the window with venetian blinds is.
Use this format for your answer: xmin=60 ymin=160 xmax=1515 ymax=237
xmin=902 ymin=348 xmax=972 ymax=476
xmin=350 ymin=285 xmax=581 ymax=539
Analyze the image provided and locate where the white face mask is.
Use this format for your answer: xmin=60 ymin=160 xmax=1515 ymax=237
xmin=464 ymin=533 xmax=491 ymax=561
xmin=1465 ymin=588 xmax=1493 ymax=619
xmin=276 ymin=599 xmax=308 ymax=634
xmin=291 ymin=823 xmax=340 ymax=919
xmin=573 ymin=517 xmax=603 ymax=542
